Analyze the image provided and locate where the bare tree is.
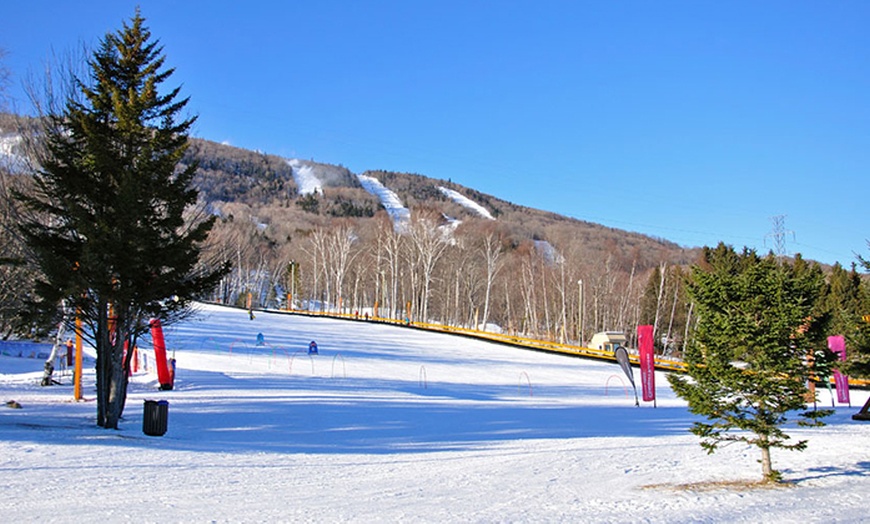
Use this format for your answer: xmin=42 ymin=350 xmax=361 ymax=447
xmin=375 ymin=214 xmax=403 ymax=319
xmin=324 ymin=221 xmax=359 ymax=313
xmin=0 ymin=48 xmax=10 ymax=110
xmin=478 ymin=228 xmax=504 ymax=330
xmin=407 ymin=212 xmax=451 ymax=323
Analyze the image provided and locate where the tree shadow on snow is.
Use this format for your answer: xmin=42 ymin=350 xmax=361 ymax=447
xmin=0 ymin=366 xmax=694 ymax=456
xmin=787 ymin=461 xmax=870 ymax=484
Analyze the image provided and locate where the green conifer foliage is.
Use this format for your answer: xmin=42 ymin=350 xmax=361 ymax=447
xmin=841 ymin=252 xmax=870 ymax=380
xmin=16 ymin=11 xmax=229 ymax=429
xmin=668 ymin=243 xmax=831 ymax=483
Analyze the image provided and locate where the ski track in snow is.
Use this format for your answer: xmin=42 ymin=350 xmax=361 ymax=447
xmin=438 ymin=186 xmax=494 ymax=220
xmin=1 ymin=302 xmax=868 ymax=522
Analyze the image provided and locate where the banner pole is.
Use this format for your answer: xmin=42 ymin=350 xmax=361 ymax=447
xmin=74 ymin=312 xmax=83 ymax=401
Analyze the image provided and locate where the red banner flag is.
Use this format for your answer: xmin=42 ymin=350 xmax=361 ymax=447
xmin=828 ymin=335 xmax=850 ymax=405
xmin=150 ymin=318 xmax=173 ymax=390
xmin=638 ymin=325 xmax=655 ymax=402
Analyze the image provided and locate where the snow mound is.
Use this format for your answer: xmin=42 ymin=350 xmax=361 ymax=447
xmin=439 ymin=186 xmax=494 ymax=220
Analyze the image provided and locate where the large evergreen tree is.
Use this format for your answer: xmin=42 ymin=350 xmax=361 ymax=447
xmin=16 ymin=12 xmax=229 ymax=429
xmin=668 ymin=244 xmax=831 ymax=483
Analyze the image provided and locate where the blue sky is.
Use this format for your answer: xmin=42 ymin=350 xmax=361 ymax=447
xmin=2 ymin=1 xmax=868 ymax=266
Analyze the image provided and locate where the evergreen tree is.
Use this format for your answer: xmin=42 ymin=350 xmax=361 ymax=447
xmin=16 ymin=11 xmax=229 ymax=429
xmin=809 ymin=263 xmax=863 ymax=387
xmin=843 ymin=248 xmax=870 ymax=381
xmin=841 ymin=249 xmax=870 ymax=419
xmin=668 ymin=243 xmax=831 ymax=483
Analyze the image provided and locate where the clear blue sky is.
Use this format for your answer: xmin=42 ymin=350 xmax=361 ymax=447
xmin=2 ymin=1 xmax=868 ymax=267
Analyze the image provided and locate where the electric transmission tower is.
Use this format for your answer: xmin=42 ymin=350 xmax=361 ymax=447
xmin=766 ymin=214 xmax=794 ymax=258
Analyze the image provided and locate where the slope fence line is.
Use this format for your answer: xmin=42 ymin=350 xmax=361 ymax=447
xmin=289 ymin=349 xmax=315 ymax=376
xmin=518 ymin=371 xmax=533 ymax=397
xmin=331 ymin=353 xmax=346 ymax=379
xmin=605 ymin=374 xmax=629 ymax=398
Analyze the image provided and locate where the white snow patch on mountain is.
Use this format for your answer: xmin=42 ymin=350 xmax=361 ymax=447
xmin=535 ymin=240 xmax=564 ymax=264
xmin=438 ymin=186 xmax=494 ymax=220
xmin=356 ymin=173 xmax=410 ymax=232
xmin=287 ymin=159 xmax=322 ymax=195
xmin=0 ymin=133 xmax=28 ymax=174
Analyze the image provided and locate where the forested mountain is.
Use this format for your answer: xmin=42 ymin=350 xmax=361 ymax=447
xmin=180 ymin=136 xmax=700 ymax=350
xmin=1 ymin=114 xmax=699 ymax=350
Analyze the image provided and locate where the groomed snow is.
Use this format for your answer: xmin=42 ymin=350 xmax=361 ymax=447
xmin=438 ymin=186 xmax=494 ymax=220
xmin=287 ymin=158 xmax=323 ymax=196
xmin=1 ymin=302 xmax=868 ymax=522
xmin=356 ymin=173 xmax=410 ymax=232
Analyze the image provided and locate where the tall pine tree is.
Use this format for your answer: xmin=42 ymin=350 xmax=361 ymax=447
xmin=17 ymin=11 xmax=229 ymax=429
xmin=668 ymin=244 xmax=831 ymax=483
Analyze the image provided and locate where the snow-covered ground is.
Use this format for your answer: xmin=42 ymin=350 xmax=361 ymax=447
xmin=287 ymin=158 xmax=323 ymax=196
xmin=356 ymin=173 xmax=410 ymax=232
xmin=439 ymin=186 xmax=494 ymax=220
xmin=1 ymin=303 xmax=868 ymax=522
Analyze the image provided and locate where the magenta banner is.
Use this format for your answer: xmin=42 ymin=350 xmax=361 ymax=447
xmin=828 ymin=335 xmax=850 ymax=405
xmin=638 ymin=325 xmax=655 ymax=402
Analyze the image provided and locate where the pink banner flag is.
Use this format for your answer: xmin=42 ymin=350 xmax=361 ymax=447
xmin=638 ymin=325 xmax=655 ymax=402
xmin=828 ymin=335 xmax=850 ymax=405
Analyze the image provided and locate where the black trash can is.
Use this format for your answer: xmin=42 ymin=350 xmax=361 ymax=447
xmin=143 ymin=399 xmax=169 ymax=436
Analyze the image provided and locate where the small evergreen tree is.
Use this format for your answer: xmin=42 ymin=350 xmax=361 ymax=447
xmin=16 ymin=11 xmax=229 ymax=429
xmin=668 ymin=243 xmax=831 ymax=483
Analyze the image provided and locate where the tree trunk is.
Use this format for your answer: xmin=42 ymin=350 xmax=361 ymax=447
xmin=105 ymin=342 xmax=126 ymax=430
xmin=95 ymin=305 xmax=135 ymax=430
xmin=95 ymin=299 xmax=109 ymax=427
xmin=760 ymin=445 xmax=775 ymax=482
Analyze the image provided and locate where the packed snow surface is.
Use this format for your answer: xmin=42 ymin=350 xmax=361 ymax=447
xmin=287 ymin=158 xmax=323 ymax=196
xmin=438 ymin=186 xmax=494 ymax=220
xmin=1 ymin=303 xmax=868 ymax=522
xmin=356 ymin=173 xmax=410 ymax=231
